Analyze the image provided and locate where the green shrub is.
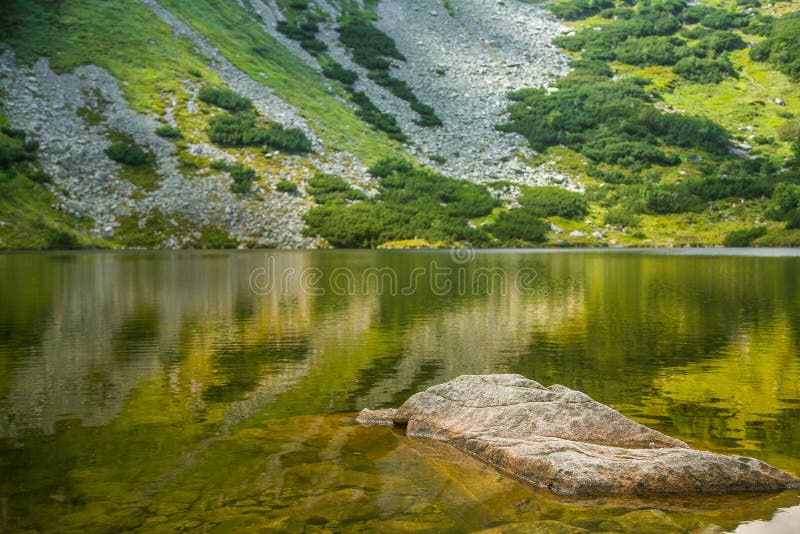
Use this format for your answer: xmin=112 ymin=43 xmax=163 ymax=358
xmin=786 ymin=210 xmax=800 ymax=230
xmin=303 ymin=160 xmax=496 ymax=247
xmin=673 ymin=55 xmax=736 ymax=83
xmin=686 ymin=170 xmax=774 ymax=201
xmin=767 ymin=183 xmax=800 ymax=219
xmin=587 ymin=166 xmax=642 ymax=185
xmin=598 ymin=7 xmax=634 ymax=20
xmin=303 ymin=202 xmax=400 ymax=248
xmin=518 ymin=186 xmax=589 ymax=219
xmin=368 ymin=157 xmax=414 ymax=178
xmin=30 ymin=170 xmax=52 ymax=184
xmin=549 ymin=0 xmax=614 ymax=20
xmin=263 ymin=124 xmax=312 ymax=154
xmin=336 ymin=16 xmax=440 ymax=127
xmin=604 ymin=206 xmax=640 ymax=227
xmin=322 ymin=62 xmax=358 ymax=85
xmin=570 ymin=59 xmax=614 ymax=77
xmin=641 ymin=183 xmax=703 ymax=214
xmin=723 ymin=226 xmax=767 ymax=247
xmin=615 ymin=36 xmax=689 ymax=66
xmin=44 ymin=228 xmax=79 ymax=250
xmin=198 ymin=88 xmax=252 ymax=112
xmin=105 ymin=142 xmax=150 ymax=166
xmin=750 ymin=13 xmax=800 ymax=81
xmin=275 ymin=179 xmax=298 ymax=194
xmin=206 ymin=113 xmax=311 ymax=153
xmin=583 ymin=141 xmax=681 ymax=167
xmin=350 ymin=91 xmax=405 ymax=140
xmin=227 ymin=163 xmax=257 ymax=194
xmin=694 ymin=31 xmax=746 ymax=56
xmin=489 ymin=208 xmax=549 ymax=244
xmin=337 ymin=18 xmax=405 ymax=66
xmin=680 ymin=26 xmax=712 ymax=40
xmin=0 ymin=143 xmax=35 ymax=167
xmin=700 ymin=10 xmax=750 ymax=31
xmin=306 ymin=174 xmax=365 ymax=204
xmin=155 ymin=125 xmax=182 ymax=139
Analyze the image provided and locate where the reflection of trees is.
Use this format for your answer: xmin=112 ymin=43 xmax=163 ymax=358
xmin=2 ymin=251 xmax=800 ymax=530
xmin=511 ymin=254 xmax=800 ymax=472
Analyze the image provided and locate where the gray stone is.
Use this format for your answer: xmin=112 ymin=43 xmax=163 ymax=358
xmin=358 ymin=375 xmax=800 ymax=495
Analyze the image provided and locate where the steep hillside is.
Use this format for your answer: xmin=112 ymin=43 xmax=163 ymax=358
xmin=0 ymin=0 xmax=799 ymax=249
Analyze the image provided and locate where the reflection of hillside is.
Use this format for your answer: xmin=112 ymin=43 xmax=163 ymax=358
xmin=356 ymin=284 xmax=586 ymax=410
xmin=2 ymin=251 xmax=800 ymax=531
xmin=647 ymin=314 xmax=800 ymax=471
xmin=514 ymin=254 xmax=800 ymax=402
xmin=0 ymin=252 xmax=325 ymax=438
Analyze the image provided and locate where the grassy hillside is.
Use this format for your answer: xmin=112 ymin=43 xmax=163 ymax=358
xmin=516 ymin=0 xmax=800 ymax=247
xmin=1 ymin=0 xmax=799 ymax=249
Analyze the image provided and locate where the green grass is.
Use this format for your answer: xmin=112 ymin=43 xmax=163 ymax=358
xmin=157 ymin=0 xmax=401 ymax=163
xmin=531 ymin=0 xmax=800 ymax=247
xmin=0 ymin=0 xmax=216 ymax=115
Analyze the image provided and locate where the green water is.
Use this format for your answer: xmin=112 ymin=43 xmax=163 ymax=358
xmin=1 ymin=250 xmax=799 ymax=532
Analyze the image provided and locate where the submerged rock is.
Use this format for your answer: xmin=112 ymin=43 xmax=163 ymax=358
xmin=357 ymin=375 xmax=800 ymax=495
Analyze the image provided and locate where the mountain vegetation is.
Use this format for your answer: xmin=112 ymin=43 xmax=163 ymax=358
xmin=0 ymin=0 xmax=798 ymax=249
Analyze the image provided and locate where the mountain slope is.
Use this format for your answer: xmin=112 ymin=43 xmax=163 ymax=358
xmin=0 ymin=0 xmax=799 ymax=249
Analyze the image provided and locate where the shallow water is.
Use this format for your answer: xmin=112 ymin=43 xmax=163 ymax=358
xmin=0 ymin=250 xmax=799 ymax=532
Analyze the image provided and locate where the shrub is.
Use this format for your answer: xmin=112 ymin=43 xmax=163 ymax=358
xmin=701 ymin=10 xmax=750 ymax=30
xmin=227 ymin=163 xmax=257 ymax=194
xmin=0 ymin=143 xmax=35 ymax=167
xmin=30 ymin=170 xmax=53 ymax=184
xmin=641 ymin=183 xmax=703 ymax=214
xmin=262 ymin=124 xmax=312 ymax=154
xmin=604 ymin=206 xmax=640 ymax=227
xmin=518 ymin=186 xmax=589 ymax=219
xmin=155 ymin=125 xmax=182 ymax=139
xmin=615 ymin=36 xmax=688 ymax=66
xmin=105 ymin=142 xmax=150 ymax=166
xmin=303 ymin=203 xmax=400 ymax=248
xmin=673 ymin=55 xmax=736 ymax=84
xmin=695 ymin=31 xmax=746 ymax=56
xmin=549 ymin=0 xmax=615 ymax=20
xmin=322 ymin=62 xmax=358 ymax=85
xmin=598 ymin=7 xmax=635 ymax=20
xmin=570 ymin=59 xmax=614 ymax=77
xmin=583 ymin=141 xmax=681 ymax=167
xmin=685 ymin=172 xmax=774 ymax=201
xmin=748 ymin=13 xmax=800 ymax=80
xmin=489 ymin=208 xmax=549 ymax=244
xmin=786 ymin=210 xmax=800 ymax=230
xmin=350 ymin=91 xmax=405 ymax=140
xmin=306 ymin=174 xmax=365 ymax=204
xmin=44 ymin=228 xmax=79 ymax=250
xmin=768 ymin=183 xmax=800 ymax=219
xmin=275 ymin=179 xmax=298 ymax=194
xmin=336 ymin=17 xmax=440 ymax=127
xmin=198 ymin=88 xmax=252 ymax=112
xmin=680 ymin=26 xmax=712 ymax=40
xmin=206 ymin=114 xmax=311 ymax=153
xmin=723 ymin=226 xmax=767 ymax=247
xmin=368 ymin=157 xmax=414 ymax=178
xmin=337 ymin=19 xmax=405 ymax=66
xmin=777 ymin=120 xmax=800 ymax=142
xmin=303 ymin=160 xmax=496 ymax=247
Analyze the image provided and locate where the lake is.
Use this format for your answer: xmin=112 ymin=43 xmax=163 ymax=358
xmin=1 ymin=249 xmax=799 ymax=532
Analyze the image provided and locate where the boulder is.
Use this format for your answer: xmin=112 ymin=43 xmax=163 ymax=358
xmin=357 ymin=375 xmax=800 ymax=495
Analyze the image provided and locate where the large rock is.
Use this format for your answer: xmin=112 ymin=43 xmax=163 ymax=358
xmin=357 ymin=375 xmax=800 ymax=495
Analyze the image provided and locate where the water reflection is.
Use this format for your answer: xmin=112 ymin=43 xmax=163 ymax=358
xmin=0 ymin=250 xmax=799 ymax=531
